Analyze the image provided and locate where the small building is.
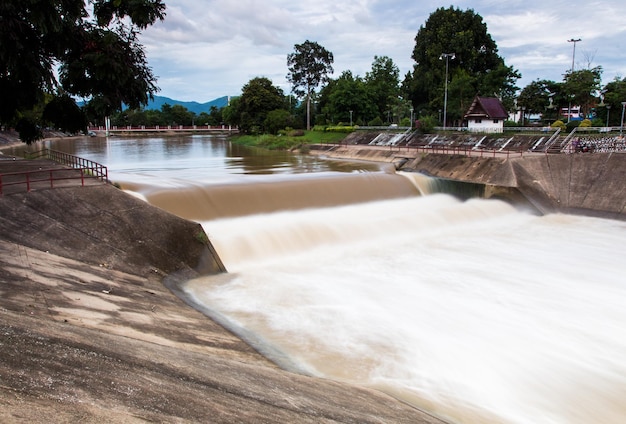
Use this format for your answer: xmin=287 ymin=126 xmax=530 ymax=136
xmin=464 ymin=96 xmax=509 ymax=133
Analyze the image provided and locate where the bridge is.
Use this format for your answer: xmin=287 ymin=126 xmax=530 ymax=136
xmin=88 ymin=124 xmax=238 ymax=136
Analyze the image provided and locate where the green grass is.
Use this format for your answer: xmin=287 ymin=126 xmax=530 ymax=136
xmin=231 ymin=130 xmax=348 ymax=150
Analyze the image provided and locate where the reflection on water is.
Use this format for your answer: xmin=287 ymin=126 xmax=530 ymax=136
xmin=17 ymin=135 xmax=381 ymax=185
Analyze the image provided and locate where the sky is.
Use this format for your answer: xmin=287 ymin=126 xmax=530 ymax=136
xmin=138 ymin=0 xmax=626 ymax=103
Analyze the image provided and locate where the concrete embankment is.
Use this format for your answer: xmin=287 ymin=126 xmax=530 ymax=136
xmin=314 ymin=145 xmax=626 ymax=220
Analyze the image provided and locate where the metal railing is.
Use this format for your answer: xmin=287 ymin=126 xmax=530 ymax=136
xmin=392 ymin=144 xmax=525 ymax=158
xmin=27 ymin=149 xmax=108 ymax=182
xmin=0 ymin=149 xmax=108 ymax=196
xmin=88 ymin=124 xmax=237 ymax=134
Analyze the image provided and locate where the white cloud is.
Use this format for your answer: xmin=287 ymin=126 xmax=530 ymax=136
xmin=138 ymin=0 xmax=626 ymax=102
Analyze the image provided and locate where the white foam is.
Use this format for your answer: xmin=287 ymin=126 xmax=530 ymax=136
xmin=186 ymin=197 xmax=626 ymax=423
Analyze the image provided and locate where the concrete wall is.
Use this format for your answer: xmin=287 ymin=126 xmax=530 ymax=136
xmin=316 ymin=144 xmax=626 ymax=220
xmin=407 ymin=153 xmax=626 ymax=220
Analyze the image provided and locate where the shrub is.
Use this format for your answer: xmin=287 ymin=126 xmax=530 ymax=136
xmin=566 ymin=120 xmax=580 ymax=132
xmin=579 ymin=118 xmax=592 ymax=127
xmin=325 ymin=126 xmax=355 ymax=133
xmin=416 ymin=115 xmax=437 ymax=134
xmin=551 ymin=120 xmax=566 ymax=130
xmin=368 ymin=116 xmax=384 ymax=126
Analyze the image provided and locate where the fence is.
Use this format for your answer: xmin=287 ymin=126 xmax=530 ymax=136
xmin=366 ymin=143 xmax=526 ymax=158
xmin=0 ymin=149 xmax=108 ymax=196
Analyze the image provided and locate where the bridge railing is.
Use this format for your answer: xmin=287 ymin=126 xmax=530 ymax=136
xmin=88 ymin=124 xmax=237 ymax=132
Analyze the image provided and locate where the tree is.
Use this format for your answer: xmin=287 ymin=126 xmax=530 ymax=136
xmin=221 ymin=97 xmax=241 ymax=128
xmin=42 ymin=93 xmax=87 ymax=133
xmin=0 ymin=0 xmax=165 ymax=143
xmin=365 ymin=56 xmax=400 ymax=120
xmin=237 ymin=77 xmax=285 ymax=134
xmin=600 ymin=77 xmax=626 ymax=126
xmin=563 ymin=67 xmax=602 ymax=119
xmin=287 ymin=40 xmax=334 ymax=130
xmin=207 ymin=106 xmax=223 ymax=126
xmin=407 ymin=6 xmax=520 ymax=125
xmin=318 ymin=71 xmax=376 ymax=126
xmin=264 ymin=109 xmax=295 ymax=134
xmin=517 ymin=79 xmax=562 ymax=122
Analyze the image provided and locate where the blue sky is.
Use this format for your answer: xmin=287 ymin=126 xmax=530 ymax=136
xmin=139 ymin=1 xmax=625 ymax=102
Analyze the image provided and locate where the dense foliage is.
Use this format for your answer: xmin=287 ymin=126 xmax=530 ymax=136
xmin=0 ymin=0 xmax=165 ymax=143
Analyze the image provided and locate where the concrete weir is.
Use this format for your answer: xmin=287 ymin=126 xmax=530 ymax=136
xmin=312 ymin=144 xmax=626 ymax=220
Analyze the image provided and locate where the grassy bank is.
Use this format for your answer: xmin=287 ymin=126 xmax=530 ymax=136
xmin=231 ymin=130 xmax=348 ymax=150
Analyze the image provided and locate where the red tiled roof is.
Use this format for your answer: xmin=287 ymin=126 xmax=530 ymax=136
xmin=464 ymin=96 xmax=508 ymax=119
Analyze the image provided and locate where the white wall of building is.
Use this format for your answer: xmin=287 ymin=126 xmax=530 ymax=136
xmin=467 ymin=119 xmax=504 ymax=133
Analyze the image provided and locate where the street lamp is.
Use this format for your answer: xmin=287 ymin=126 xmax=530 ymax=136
xmin=349 ymin=110 xmax=353 ymax=127
xmin=606 ymin=105 xmax=611 ymax=129
xmin=619 ymin=102 xmax=626 ymax=137
xmin=567 ymin=38 xmax=581 ymax=123
xmin=440 ymin=52 xmax=455 ymax=130
xmin=410 ymin=108 xmax=414 ymax=129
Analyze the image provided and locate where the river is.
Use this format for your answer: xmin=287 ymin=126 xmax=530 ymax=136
xmin=30 ymin=134 xmax=626 ymax=424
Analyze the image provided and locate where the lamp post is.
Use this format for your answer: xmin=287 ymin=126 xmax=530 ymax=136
xmin=567 ymin=38 xmax=581 ymax=123
xmin=606 ymin=105 xmax=611 ymax=130
xmin=349 ymin=110 xmax=353 ymax=126
xmin=410 ymin=108 xmax=414 ymax=129
xmin=440 ymin=52 xmax=455 ymax=130
xmin=619 ymin=102 xmax=626 ymax=137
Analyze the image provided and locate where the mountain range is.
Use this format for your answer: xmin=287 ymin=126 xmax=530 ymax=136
xmin=145 ymin=95 xmax=230 ymax=114
xmin=77 ymin=95 xmax=230 ymax=114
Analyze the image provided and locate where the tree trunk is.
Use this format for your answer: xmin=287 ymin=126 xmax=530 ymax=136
xmin=306 ymin=92 xmax=311 ymax=131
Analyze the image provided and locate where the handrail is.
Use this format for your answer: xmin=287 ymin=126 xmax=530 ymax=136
xmin=544 ymin=127 xmax=562 ymax=149
xmin=559 ymin=127 xmax=579 ymax=153
xmin=0 ymin=150 xmax=108 ymax=196
xmin=27 ymin=149 xmax=108 ymax=182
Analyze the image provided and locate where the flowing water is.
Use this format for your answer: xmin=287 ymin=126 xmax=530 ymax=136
xmin=36 ymin=135 xmax=626 ymax=424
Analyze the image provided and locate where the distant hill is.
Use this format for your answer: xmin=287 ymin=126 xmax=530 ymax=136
xmin=145 ymin=95 xmax=230 ymax=114
xmin=77 ymin=95 xmax=231 ymax=114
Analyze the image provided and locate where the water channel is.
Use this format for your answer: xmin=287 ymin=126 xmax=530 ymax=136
xmin=20 ymin=134 xmax=626 ymax=424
